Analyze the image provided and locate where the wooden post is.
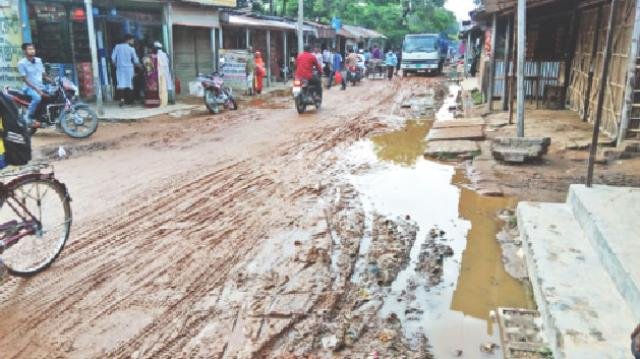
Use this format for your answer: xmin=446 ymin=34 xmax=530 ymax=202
xmin=487 ymin=14 xmax=498 ymax=112
xmin=466 ymin=31 xmax=472 ymax=76
xmin=502 ymin=17 xmax=512 ymax=111
xmin=587 ymin=0 xmax=618 ymax=187
xmin=517 ymin=0 xmax=526 ymax=137
xmin=283 ymin=31 xmax=288 ymax=83
xmin=584 ymin=6 xmax=603 ymax=122
xmin=563 ymin=8 xmax=579 ymax=108
xmin=618 ymin=0 xmax=640 ymax=146
xmin=266 ymin=29 xmax=272 ymax=87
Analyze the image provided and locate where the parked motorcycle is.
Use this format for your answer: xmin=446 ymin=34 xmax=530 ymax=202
xmin=346 ymin=65 xmax=363 ymax=86
xmin=292 ymin=76 xmax=322 ymax=114
xmin=4 ymin=74 xmax=98 ymax=138
xmin=200 ymin=72 xmax=237 ymax=114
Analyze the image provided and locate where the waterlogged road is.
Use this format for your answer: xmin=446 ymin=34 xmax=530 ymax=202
xmin=0 ymin=75 xmax=532 ymax=358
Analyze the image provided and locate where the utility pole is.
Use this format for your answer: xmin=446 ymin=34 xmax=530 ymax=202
xmin=297 ymin=0 xmax=303 ymax=53
xmin=516 ymin=0 xmax=526 ymax=137
xmin=85 ymin=0 xmax=103 ymax=115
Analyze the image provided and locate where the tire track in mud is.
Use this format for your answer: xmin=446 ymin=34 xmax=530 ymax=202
xmin=0 ymin=77 xmax=440 ymax=358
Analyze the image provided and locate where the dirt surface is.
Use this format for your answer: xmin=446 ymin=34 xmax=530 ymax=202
xmin=0 ymin=76 xmax=449 ymax=358
xmin=466 ymin=107 xmax=640 ymax=202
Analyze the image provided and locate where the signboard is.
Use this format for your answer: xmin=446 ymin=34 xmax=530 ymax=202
xmin=220 ymin=49 xmax=249 ymax=91
xmin=185 ymin=0 xmax=237 ymax=7
xmin=0 ymin=0 xmax=23 ymax=87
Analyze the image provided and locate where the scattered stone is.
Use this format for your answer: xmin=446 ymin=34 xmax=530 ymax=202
xmin=480 ymin=342 xmax=499 ymax=354
xmin=378 ymin=328 xmax=396 ymax=342
xmin=321 ymin=335 xmax=338 ymax=350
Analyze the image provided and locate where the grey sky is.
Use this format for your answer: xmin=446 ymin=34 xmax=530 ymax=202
xmin=445 ymin=0 xmax=475 ymax=22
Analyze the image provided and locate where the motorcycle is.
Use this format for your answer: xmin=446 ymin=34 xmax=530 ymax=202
xmin=346 ymin=65 xmax=363 ymax=86
xmin=292 ymin=75 xmax=322 ymax=114
xmin=200 ymin=72 xmax=237 ymax=114
xmin=3 ymin=74 xmax=98 ymax=138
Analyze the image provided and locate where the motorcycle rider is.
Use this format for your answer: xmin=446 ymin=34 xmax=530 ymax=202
xmin=295 ymin=45 xmax=323 ymax=100
xmin=17 ymin=43 xmax=52 ymax=125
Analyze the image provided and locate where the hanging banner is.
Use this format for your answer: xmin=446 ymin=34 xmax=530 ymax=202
xmin=0 ymin=0 xmax=23 ymax=87
xmin=220 ymin=49 xmax=250 ymax=91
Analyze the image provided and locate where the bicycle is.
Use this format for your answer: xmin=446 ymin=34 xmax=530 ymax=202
xmin=0 ymin=163 xmax=72 ymax=278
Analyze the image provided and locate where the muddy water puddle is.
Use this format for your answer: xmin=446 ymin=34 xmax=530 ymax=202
xmin=341 ymin=117 xmax=534 ymax=358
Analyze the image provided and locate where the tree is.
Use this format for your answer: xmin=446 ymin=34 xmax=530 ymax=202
xmin=262 ymin=0 xmax=458 ymax=46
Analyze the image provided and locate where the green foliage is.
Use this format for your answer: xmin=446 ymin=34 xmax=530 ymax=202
xmin=254 ymin=0 xmax=458 ymax=46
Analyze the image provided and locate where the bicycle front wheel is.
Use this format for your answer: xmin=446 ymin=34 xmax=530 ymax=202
xmin=0 ymin=176 xmax=72 ymax=276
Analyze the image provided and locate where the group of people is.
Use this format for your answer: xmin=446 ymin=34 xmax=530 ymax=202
xmin=111 ymin=34 xmax=173 ymax=108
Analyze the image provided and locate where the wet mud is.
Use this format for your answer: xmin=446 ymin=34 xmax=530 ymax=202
xmin=0 ymin=77 xmax=532 ymax=358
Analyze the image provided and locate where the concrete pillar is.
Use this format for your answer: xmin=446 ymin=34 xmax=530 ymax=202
xmin=266 ymin=29 xmax=272 ymax=87
xmin=84 ymin=0 xmax=103 ymax=114
xmin=246 ymin=28 xmax=250 ymax=49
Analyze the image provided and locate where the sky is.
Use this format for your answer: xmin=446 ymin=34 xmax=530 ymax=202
xmin=445 ymin=0 xmax=476 ymax=22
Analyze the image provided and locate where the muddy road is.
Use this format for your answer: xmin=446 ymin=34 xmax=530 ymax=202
xmin=0 ymin=76 xmax=529 ymax=358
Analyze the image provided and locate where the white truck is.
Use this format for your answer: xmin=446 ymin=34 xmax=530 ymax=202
xmin=401 ymin=33 xmax=447 ymax=77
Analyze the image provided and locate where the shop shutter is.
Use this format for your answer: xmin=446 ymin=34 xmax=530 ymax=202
xmin=174 ymin=26 xmax=213 ymax=89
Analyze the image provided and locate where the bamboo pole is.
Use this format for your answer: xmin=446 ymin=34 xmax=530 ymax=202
xmin=502 ymin=17 xmax=512 ymax=111
xmin=487 ymin=14 xmax=498 ymax=112
xmin=517 ymin=0 xmax=526 ymax=137
xmin=587 ymin=0 xmax=618 ymax=187
xmin=617 ymin=0 xmax=640 ymax=146
xmin=584 ymin=6 xmax=603 ymax=122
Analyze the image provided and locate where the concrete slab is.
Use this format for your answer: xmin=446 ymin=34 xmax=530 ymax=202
xmin=98 ymin=103 xmax=201 ymax=122
xmin=517 ymin=202 xmax=636 ymax=359
xmin=424 ymin=140 xmax=480 ymax=158
xmin=491 ymin=137 xmax=551 ymax=163
xmin=568 ymin=184 xmax=640 ymax=320
xmin=426 ymin=126 xmax=485 ymax=141
xmin=432 ymin=118 xmax=485 ymax=129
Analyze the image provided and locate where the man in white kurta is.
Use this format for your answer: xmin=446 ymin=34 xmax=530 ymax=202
xmin=154 ymin=41 xmax=173 ymax=107
xmin=111 ymin=34 xmax=139 ymax=106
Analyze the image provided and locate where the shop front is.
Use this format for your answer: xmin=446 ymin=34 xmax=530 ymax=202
xmin=170 ymin=3 xmax=220 ymax=97
xmin=25 ymin=0 xmax=164 ymax=100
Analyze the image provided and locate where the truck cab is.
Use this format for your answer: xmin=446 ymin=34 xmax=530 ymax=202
xmin=401 ymin=33 xmax=447 ymax=76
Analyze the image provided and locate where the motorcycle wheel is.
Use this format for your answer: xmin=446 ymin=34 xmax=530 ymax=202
xmin=295 ymin=96 xmax=306 ymax=114
xmin=205 ymin=90 xmax=220 ymax=114
xmin=229 ymin=98 xmax=238 ymax=111
xmin=59 ymin=104 xmax=99 ymax=139
xmin=29 ymin=127 xmax=37 ymax=136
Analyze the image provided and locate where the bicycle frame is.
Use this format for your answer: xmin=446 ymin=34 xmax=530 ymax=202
xmin=0 ymin=172 xmax=57 ymax=254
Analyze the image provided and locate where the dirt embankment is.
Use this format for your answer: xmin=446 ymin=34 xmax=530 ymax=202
xmin=0 ymin=77 xmax=448 ymax=358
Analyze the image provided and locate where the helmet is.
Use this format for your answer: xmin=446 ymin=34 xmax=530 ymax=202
xmin=153 ymin=41 xmax=163 ymax=49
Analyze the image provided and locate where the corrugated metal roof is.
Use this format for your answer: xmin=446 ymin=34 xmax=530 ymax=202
xmin=341 ymin=24 xmax=386 ymax=39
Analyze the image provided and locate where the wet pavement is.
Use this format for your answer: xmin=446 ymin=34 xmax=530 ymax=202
xmin=340 ymin=100 xmax=534 ymax=357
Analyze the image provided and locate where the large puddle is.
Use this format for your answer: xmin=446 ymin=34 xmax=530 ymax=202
xmin=342 ymin=113 xmax=534 ymax=358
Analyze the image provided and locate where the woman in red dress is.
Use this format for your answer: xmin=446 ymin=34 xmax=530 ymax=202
xmin=254 ymin=51 xmax=266 ymax=95
xmin=142 ymin=47 xmax=160 ymax=108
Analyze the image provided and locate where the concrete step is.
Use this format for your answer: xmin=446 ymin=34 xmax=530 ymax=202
xmin=517 ymin=202 xmax=636 ymax=359
xmin=568 ymin=184 xmax=640 ymax=320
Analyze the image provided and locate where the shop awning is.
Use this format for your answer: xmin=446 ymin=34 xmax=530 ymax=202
xmin=341 ymin=24 xmax=386 ymax=40
xmin=222 ymin=13 xmax=297 ymax=31
xmin=305 ymin=21 xmax=336 ymax=39
xmin=179 ymin=0 xmax=238 ymax=7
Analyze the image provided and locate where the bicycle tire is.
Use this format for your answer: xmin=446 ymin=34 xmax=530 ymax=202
xmin=0 ymin=175 xmax=72 ymax=277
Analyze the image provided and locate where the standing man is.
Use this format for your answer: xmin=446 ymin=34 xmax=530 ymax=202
xmin=322 ymin=46 xmax=331 ymax=78
xmin=111 ymin=34 xmax=139 ymax=107
xmin=372 ymin=45 xmax=382 ymax=60
xmin=17 ymin=43 xmax=51 ymax=125
xmin=245 ymin=47 xmax=256 ymax=96
xmin=384 ymin=48 xmax=398 ymax=81
xmin=327 ymin=48 xmax=345 ymax=90
xmin=154 ymin=41 xmax=173 ymax=106
xmin=395 ymin=48 xmax=402 ymax=76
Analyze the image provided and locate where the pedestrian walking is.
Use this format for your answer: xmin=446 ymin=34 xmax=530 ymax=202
xmin=254 ymin=51 xmax=266 ymax=95
xmin=111 ymin=34 xmax=140 ymax=107
xmin=395 ymin=48 xmax=402 ymax=76
xmin=327 ymin=48 xmax=346 ymax=90
xmin=385 ymin=49 xmax=398 ymax=80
